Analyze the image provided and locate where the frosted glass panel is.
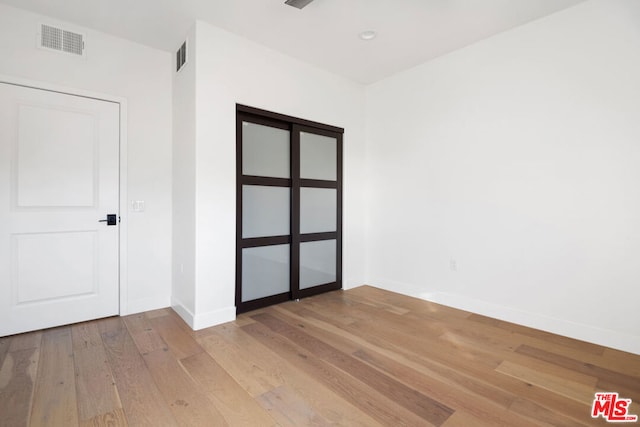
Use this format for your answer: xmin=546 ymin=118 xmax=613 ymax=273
xmin=300 ymin=188 xmax=336 ymax=234
xmin=300 ymin=240 xmax=336 ymax=290
xmin=242 ymin=122 xmax=290 ymax=178
xmin=242 ymin=245 xmax=290 ymax=302
xmin=242 ymin=185 xmax=290 ymax=238
xmin=300 ymin=132 xmax=337 ymax=181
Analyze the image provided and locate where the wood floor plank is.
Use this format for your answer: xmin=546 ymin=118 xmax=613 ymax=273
xmin=257 ymin=385 xmax=331 ymax=427
xmin=453 ymin=313 xmax=640 ymax=390
xmin=166 ymin=310 xmax=219 ymax=340
xmin=349 ymin=311 xmax=501 ymax=374
xmin=468 ymin=313 xmax=605 ymax=356
xmin=273 ymin=308 xmax=536 ymax=425
xmin=200 ymin=324 xmax=382 ymax=427
xmin=0 ymin=347 xmax=40 ymax=427
xmin=147 ymin=314 xmax=203 ymax=360
xmin=352 ymin=297 xmax=505 ymax=369
xmin=349 ymin=286 xmax=471 ymax=320
xmin=122 ymin=314 xmax=167 ymax=355
xmin=601 ymin=348 xmax=640 ymax=377
xmin=143 ymin=308 xmax=172 ymax=319
xmin=496 ymin=360 xmax=596 ymax=404
xmin=341 ymin=291 xmax=410 ymax=315
xmin=516 ymin=344 xmax=640 ymax=392
xmin=79 ymin=407 xmax=128 ymax=427
xmin=142 ymin=348 xmax=228 ymax=427
xmin=406 ymin=303 xmax=606 ymax=372
xmin=596 ymin=378 xmax=640 ymax=406
xmin=437 ymin=329 xmax=601 ymax=388
xmin=71 ymin=323 xmax=123 ymax=423
xmin=199 ymin=327 xmax=284 ymax=397
xmin=253 ymin=312 xmax=455 ymax=426
xmin=277 ymin=295 xmax=595 ymax=423
xmin=351 ymin=348 xmax=544 ymax=427
xmin=3 ymin=286 xmax=640 ymax=427
xmin=94 ymin=316 xmax=124 ymax=336
xmin=272 ymin=304 xmax=519 ymax=410
xmin=441 ymin=410 xmax=505 ymax=427
xmin=101 ymin=322 xmax=179 ymax=427
xmin=181 ymin=351 xmax=277 ymax=426
xmin=0 ymin=336 xmax=10 ymax=367
xmin=242 ymin=320 xmax=439 ymax=427
xmin=508 ymin=398 xmax=593 ymax=427
xmin=283 ymin=296 xmax=359 ymax=326
xmin=8 ymin=331 xmax=42 ymax=352
xmin=29 ymin=327 xmax=78 ymax=427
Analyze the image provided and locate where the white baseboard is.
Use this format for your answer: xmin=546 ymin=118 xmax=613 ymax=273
xmin=192 ymin=306 xmax=236 ymax=330
xmin=369 ymin=278 xmax=427 ymax=299
xmin=370 ymin=279 xmax=640 ymax=355
xmin=171 ymin=297 xmax=236 ymax=331
xmin=171 ymin=297 xmax=196 ymax=329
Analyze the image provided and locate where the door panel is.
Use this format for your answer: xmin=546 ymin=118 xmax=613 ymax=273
xmin=242 ymin=185 xmax=290 ymax=238
xmin=299 ymin=187 xmax=337 ymax=234
xmin=299 ymin=239 xmax=336 ymax=290
xmin=16 ymin=104 xmax=97 ymax=207
xmin=242 ymin=121 xmax=290 ymax=178
xmin=0 ymin=82 xmax=120 ymax=336
xmin=236 ymin=114 xmax=292 ymax=311
xmin=292 ymin=124 xmax=342 ymax=300
xmin=12 ymin=231 xmax=98 ymax=303
xmin=236 ymin=106 xmax=342 ymax=313
xmin=300 ymin=131 xmax=337 ymax=180
xmin=241 ymin=244 xmax=290 ymax=302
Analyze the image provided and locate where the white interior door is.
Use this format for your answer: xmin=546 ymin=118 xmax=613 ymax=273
xmin=0 ymin=82 xmax=120 ymax=336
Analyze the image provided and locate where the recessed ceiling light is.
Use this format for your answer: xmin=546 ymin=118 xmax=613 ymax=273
xmin=359 ymin=30 xmax=377 ymax=41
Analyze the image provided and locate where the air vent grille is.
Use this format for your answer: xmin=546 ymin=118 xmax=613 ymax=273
xmin=40 ymin=24 xmax=84 ymax=56
xmin=284 ymin=0 xmax=315 ymax=9
xmin=63 ymin=30 xmax=83 ymax=55
xmin=176 ymin=41 xmax=187 ymax=72
xmin=41 ymin=24 xmax=62 ymax=51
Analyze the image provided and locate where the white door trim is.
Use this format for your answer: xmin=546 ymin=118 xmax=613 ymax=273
xmin=0 ymin=74 xmax=129 ymax=315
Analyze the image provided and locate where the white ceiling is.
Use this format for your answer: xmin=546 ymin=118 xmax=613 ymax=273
xmin=0 ymin=0 xmax=586 ymax=84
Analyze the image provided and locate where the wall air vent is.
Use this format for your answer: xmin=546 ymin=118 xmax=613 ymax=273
xmin=176 ymin=41 xmax=187 ymax=72
xmin=39 ymin=24 xmax=85 ymax=56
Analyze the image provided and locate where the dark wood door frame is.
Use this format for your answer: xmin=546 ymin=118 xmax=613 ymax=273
xmin=235 ymin=104 xmax=343 ymax=314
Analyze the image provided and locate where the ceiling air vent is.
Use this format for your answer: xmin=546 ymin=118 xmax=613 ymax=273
xmin=39 ymin=24 xmax=85 ymax=56
xmin=284 ymin=0 xmax=315 ymax=9
xmin=176 ymin=41 xmax=187 ymax=72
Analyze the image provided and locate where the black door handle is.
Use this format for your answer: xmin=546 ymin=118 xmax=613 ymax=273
xmin=99 ymin=214 xmax=118 ymax=226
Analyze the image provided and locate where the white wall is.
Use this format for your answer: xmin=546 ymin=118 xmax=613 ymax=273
xmin=172 ymin=29 xmax=197 ymax=320
xmin=0 ymin=4 xmax=173 ymax=314
xmin=366 ymin=0 xmax=640 ymax=354
xmin=171 ymin=21 xmax=367 ymax=328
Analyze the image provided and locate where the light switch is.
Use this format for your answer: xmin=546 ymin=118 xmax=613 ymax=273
xmin=131 ymin=200 xmax=145 ymax=212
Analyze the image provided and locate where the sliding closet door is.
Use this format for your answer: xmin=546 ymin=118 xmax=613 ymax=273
xmin=236 ymin=115 xmax=292 ymax=312
xmin=236 ymin=105 xmax=342 ymax=313
xmin=292 ymin=126 xmax=342 ymax=299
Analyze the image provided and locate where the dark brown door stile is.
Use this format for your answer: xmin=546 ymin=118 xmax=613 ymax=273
xmin=290 ymin=125 xmax=301 ymax=300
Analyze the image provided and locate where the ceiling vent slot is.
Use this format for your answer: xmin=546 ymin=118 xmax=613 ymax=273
xmin=39 ymin=24 xmax=85 ymax=56
xmin=176 ymin=41 xmax=187 ymax=72
xmin=284 ymin=0 xmax=315 ymax=9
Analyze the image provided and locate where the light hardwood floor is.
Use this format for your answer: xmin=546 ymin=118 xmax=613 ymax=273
xmin=0 ymin=285 xmax=638 ymax=426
